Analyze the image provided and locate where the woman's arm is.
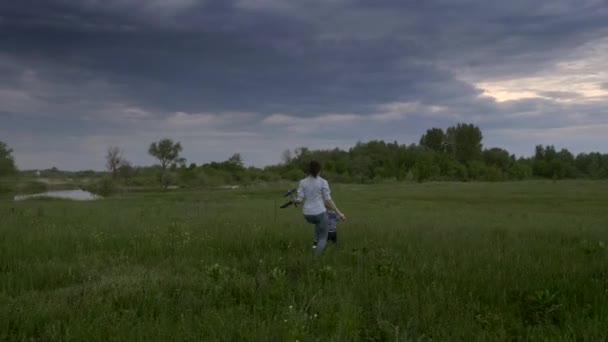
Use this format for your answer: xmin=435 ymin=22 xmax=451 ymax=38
xmin=295 ymin=181 xmax=304 ymax=204
xmin=324 ymin=199 xmax=346 ymax=220
xmin=322 ymin=180 xmax=346 ymax=220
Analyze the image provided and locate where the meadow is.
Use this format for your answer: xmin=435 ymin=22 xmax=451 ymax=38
xmin=1 ymin=181 xmax=608 ymax=341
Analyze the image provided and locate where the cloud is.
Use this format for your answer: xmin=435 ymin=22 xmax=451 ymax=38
xmin=537 ymin=91 xmax=583 ymax=100
xmin=0 ymin=88 xmax=43 ymax=113
xmin=263 ymin=113 xmax=362 ymax=135
xmin=495 ymin=124 xmax=608 ymax=140
xmin=166 ymin=111 xmax=257 ymax=128
xmin=486 ymin=122 xmax=608 ymax=156
xmin=1 ymin=0 xmax=608 ymax=169
xmin=373 ymin=102 xmax=453 ymax=122
xmin=467 ymin=36 xmax=608 ymax=105
xmin=233 ymin=0 xmax=297 ymax=11
xmin=261 ymin=103 xmax=459 ymax=139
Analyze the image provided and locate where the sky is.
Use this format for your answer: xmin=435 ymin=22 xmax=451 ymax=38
xmin=1 ymin=0 xmax=608 ymax=170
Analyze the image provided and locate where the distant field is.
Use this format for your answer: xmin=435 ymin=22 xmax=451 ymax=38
xmin=1 ymin=181 xmax=608 ymax=341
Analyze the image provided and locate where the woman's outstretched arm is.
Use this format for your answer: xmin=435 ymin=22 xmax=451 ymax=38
xmin=324 ymin=199 xmax=346 ymax=220
xmin=322 ymin=180 xmax=346 ymax=220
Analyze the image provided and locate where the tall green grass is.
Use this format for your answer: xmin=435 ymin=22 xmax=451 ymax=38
xmin=1 ymin=181 xmax=607 ymax=340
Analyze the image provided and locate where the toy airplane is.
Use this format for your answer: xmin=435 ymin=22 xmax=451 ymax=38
xmin=280 ymin=188 xmax=298 ymax=208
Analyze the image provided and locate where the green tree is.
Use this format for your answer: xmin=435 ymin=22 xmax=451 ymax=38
xmin=467 ymin=160 xmax=488 ymax=180
xmin=484 ymin=165 xmax=505 ymax=182
xmin=436 ymin=153 xmax=467 ymax=181
xmin=292 ymin=147 xmax=312 ymax=173
xmin=228 ymin=153 xmax=244 ymax=168
xmin=509 ymin=159 xmax=533 ymax=180
xmin=482 ymin=147 xmax=511 ymax=171
xmin=413 ymin=152 xmax=440 ymax=182
xmin=445 ymin=123 xmax=483 ymax=164
xmin=533 ymin=145 xmax=576 ymax=179
xmin=350 ymin=155 xmax=373 ymax=182
xmin=575 ymin=153 xmax=604 ymax=179
xmin=0 ymin=141 xmax=17 ymax=176
xmin=148 ymin=139 xmax=185 ymax=171
xmin=553 ymin=148 xmax=576 ymax=179
xmin=148 ymin=139 xmax=185 ymax=188
xmin=420 ymin=128 xmax=446 ymax=153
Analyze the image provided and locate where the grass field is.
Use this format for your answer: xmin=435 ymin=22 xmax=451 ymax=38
xmin=1 ymin=181 xmax=608 ymax=341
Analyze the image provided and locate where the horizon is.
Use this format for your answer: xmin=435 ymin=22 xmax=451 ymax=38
xmin=14 ymin=135 xmax=601 ymax=173
xmin=2 ymin=0 xmax=608 ymax=171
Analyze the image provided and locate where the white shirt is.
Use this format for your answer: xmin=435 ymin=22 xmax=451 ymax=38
xmin=296 ymin=175 xmax=332 ymax=216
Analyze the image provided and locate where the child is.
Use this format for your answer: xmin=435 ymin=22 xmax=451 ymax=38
xmin=313 ymin=209 xmax=339 ymax=248
xmin=326 ymin=209 xmax=339 ymax=244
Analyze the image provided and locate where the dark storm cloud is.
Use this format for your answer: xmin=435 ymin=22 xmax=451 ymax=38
xmin=3 ymin=0 xmax=606 ymax=115
xmin=0 ymin=14 xmax=459 ymax=114
xmin=1 ymin=0 xmax=608 ymax=169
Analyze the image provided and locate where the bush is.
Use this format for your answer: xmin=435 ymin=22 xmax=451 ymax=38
xmin=467 ymin=160 xmax=488 ymax=181
xmin=509 ymin=162 xmax=533 ymax=180
xmin=160 ymin=172 xmax=178 ymax=189
xmin=439 ymin=157 xmax=468 ymax=181
xmin=517 ymin=290 xmax=564 ymax=326
xmin=282 ymin=169 xmax=306 ymax=182
xmin=484 ymin=166 xmax=505 ymax=182
xmin=130 ymin=176 xmax=157 ymax=187
xmin=329 ymin=173 xmax=353 ymax=183
xmin=195 ymin=171 xmax=225 ymax=187
xmin=259 ymin=171 xmax=281 ymax=183
xmin=16 ymin=180 xmax=48 ymax=194
xmin=0 ymin=179 xmax=16 ymax=194
xmin=413 ymin=154 xmax=440 ymax=182
xmin=85 ymin=177 xmax=116 ymax=197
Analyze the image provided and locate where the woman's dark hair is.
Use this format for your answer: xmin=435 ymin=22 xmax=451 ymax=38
xmin=309 ymin=160 xmax=322 ymax=177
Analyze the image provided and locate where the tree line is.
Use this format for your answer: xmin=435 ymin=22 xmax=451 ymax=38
xmin=100 ymin=123 xmax=608 ymax=189
xmin=274 ymin=123 xmax=608 ymax=183
xmin=3 ymin=122 xmax=608 ymax=193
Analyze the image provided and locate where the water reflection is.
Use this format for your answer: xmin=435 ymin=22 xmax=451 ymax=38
xmin=14 ymin=189 xmax=100 ymax=201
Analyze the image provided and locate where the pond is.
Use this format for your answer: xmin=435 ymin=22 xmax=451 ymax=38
xmin=14 ymin=189 xmax=101 ymax=201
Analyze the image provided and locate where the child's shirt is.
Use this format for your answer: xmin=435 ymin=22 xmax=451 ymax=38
xmin=327 ymin=210 xmax=338 ymax=233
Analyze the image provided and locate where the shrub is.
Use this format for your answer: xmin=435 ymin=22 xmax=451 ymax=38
xmin=160 ymin=172 xmax=178 ymax=189
xmin=484 ymin=166 xmax=505 ymax=182
xmin=16 ymin=181 xmax=48 ymax=194
xmin=517 ymin=290 xmax=564 ymax=326
xmin=467 ymin=160 xmax=488 ymax=181
xmin=509 ymin=162 xmax=533 ymax=180
xmin=413 ymin=156 xmax=440 ymax=182
xmin=283 ymin=169 xmax=306 ymax=182
xmin=85 ymin=176 xmax=115 ymax=197
xmin=0 ymin=179 xmax=16 ymax=194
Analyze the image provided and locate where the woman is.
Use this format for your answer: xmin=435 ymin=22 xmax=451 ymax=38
xmin=295 ymin=160 xmax=346 ymax=255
